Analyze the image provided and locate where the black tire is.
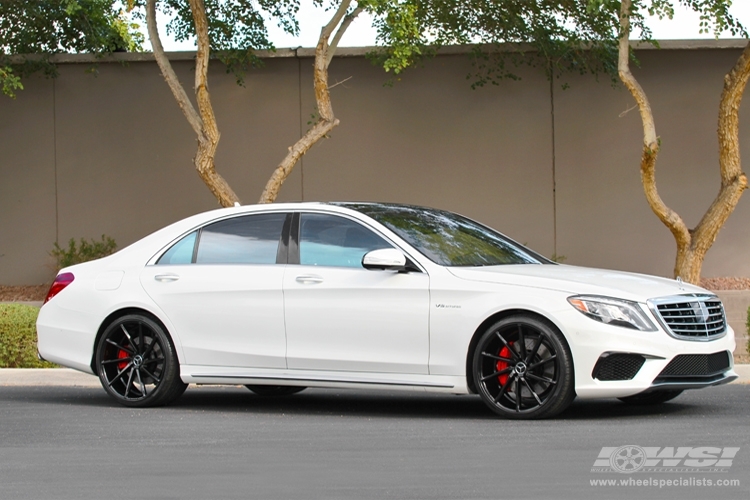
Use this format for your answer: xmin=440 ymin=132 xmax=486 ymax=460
xmin=618 ymin=390 xmax=683 ymax=406
xmin=245 ymin=385 xmax=307 ymax=396
xmin=95 ymin=314 xmax=187 ymax=407
xmin=473 ymin=315 xmax=575 ymax=419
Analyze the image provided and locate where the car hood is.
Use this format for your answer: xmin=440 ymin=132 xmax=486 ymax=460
xmin=447 ymin=264 xmax=709 ymax=302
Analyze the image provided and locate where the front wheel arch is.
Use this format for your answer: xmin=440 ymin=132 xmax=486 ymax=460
xmin=465 ymin=309 xmax=573 ymax=394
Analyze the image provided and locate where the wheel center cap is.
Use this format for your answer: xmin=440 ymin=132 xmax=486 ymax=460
xmin=133 ymin=354 xmax=143 ymax=367
xmin=514 ymin=362 xmax=527 ymax=376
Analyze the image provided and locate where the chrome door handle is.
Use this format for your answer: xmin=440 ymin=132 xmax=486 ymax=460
xmin=295 ymin=275 xmax=323 ymax=284
xmin=154 ymin=274 xmax=180 ymax=282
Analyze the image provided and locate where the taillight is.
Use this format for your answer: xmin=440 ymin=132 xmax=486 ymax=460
xmin=44 ymin=273 xmax=75 ymax=303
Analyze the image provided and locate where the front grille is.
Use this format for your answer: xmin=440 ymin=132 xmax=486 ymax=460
xmin=593 ymin=353 xmax=645 ymax=381
xmin=651 ymin=295 xmax=726 ymax=340
xmin=657 ymin=351 xmax=731 ymax=378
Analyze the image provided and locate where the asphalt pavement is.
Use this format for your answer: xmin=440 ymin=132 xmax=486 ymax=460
xmin=1 ymin=370 xmax=748 ymax=500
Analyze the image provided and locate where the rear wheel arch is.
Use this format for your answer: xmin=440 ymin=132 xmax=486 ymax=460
xmin=91 ymin=308 xmax=179 ymax=372
xmin=465 ymin=309 xmax=573 ymax=394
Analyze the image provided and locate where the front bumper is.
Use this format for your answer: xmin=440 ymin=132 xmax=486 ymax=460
xmin=555 ymin=308 xmax=738 ymax=399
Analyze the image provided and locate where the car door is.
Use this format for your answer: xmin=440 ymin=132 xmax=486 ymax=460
xmin=140 ymin=212 xmax=289 ymax=369
xmin=283 ymin=212 xmax=430 ymax=374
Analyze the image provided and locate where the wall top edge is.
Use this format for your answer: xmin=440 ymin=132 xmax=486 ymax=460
xmin=21 ymin=39 xmax=750 ymax=65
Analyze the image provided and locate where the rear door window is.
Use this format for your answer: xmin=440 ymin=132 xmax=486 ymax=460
xmin=195 ymin=213 xmax=287 ymax=264
xmin=157 ymin=214 xmax=288 ymax=265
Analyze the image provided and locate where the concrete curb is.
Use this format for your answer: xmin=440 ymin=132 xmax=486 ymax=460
xmin=734 ymin=364 xmax=750 ymax=384
xmin=0 ymin=301 xmax=44 ymax=306
xmin=0 ymin=368 xmax=101 ymax=387
xmin=1 ymin=366 xmax=749 ymax=387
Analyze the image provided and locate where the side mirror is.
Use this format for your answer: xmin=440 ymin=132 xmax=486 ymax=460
xmin=362 ymin=248 xmax=407 ymax=271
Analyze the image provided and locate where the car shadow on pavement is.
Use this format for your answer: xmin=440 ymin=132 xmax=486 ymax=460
xmin=171 ymin=386 xmax=710 ymax=421
xmin=174 ymin=387 xmax=497 ymax=420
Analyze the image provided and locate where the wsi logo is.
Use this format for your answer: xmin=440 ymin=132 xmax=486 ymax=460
xmin=591 ymin=446 xmax=740 ymax=474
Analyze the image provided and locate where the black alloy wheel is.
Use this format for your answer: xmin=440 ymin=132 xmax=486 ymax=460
xmin=618 ymin=389 xmax=683 ymax=405
xmin=96 ymin=314 xmax=187 ymax=407
xmin=473 ymin=315 xmax=575 ymax=419
xmin=245 ymin=385 xmax=307 ymax=396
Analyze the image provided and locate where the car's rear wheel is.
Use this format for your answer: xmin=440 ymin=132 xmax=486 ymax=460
xmin=96 ymin=314 xmax=187 ymax=407
xmin=618 ymin=389 xmax=683 ymax=405
xmin=473 ymin=315 xmax=575 ymax=419
xmin=245 ymin=385 xmax=307 ymax=396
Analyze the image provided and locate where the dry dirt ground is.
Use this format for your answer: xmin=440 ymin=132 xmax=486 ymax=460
xmin=0 ymin=285 xmax=49 ymax=302
xmin=3 ymin=280 xmax=748 ymax=363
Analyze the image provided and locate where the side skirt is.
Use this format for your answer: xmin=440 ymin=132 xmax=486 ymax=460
xmin=181 ymin=366 xmax=469 ymax=394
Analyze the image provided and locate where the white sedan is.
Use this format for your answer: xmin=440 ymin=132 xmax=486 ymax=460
xmin=37 ymin=202 xmax=738 ymax=419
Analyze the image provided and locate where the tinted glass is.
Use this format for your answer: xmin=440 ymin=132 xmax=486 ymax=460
xmin=157 ymin=231 xmax=197 ymax=265
xmin=340 ymin=203 xmax=544 ymax=267
xmin=195 ymin=213 xmax=286 ymax=264
xmin=299 ymin=213 xmax=392 ymax=268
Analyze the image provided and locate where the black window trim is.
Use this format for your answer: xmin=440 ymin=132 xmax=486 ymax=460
xmin=191 ymin=229 xmax=201 ymax=264
xmin=288 ymin=212 xmax=300 ymax=265
xmin=275 ymin=213 xmax=293 ymax=264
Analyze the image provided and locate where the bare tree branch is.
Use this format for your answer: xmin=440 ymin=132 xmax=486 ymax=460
xmin=618 ymin=1 xmax=749 ymax=283
xmin=618 ymin=0 xmax=691 ymax=277
xmin=328 ymin=75 xmax=353 ymax=90
xmin=146 ymin=0 xmax=202 ymax=137
xmin=258 ymin=0 xmax=356 ymax=203
xmin=618 ymin=0 xmax=657 ymax=151
xmin=691 ymin=40 xmax=750 ymax=258
xmin=328 ymin=6 xmax=364 ymax=67
xmin=320 ymin=0 xmax=353 ymax=49
xmin=148 ymin=0 xmax=239 ymax=207
xmin=187 ymin=0 xmax=239 ymax=207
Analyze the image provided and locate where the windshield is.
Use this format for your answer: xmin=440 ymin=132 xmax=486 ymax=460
xmin=338 ymin=203 xmax=548 ymax=267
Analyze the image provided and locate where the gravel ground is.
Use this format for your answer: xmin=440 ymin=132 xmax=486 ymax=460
xmin=700 ymin=276 xmax=750 ymax=290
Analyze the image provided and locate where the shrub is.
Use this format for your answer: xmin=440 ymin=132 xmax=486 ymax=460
xmin=0 ymin=304 xmax=56 ymax=368
xmin=51 ymin=234 xmax=117 ymax=270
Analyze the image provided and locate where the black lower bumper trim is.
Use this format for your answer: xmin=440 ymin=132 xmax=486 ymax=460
xmin=644 ymin=372 xmax=738 ymax=392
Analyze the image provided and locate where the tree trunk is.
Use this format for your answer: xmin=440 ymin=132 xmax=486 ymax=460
xmin=683 ymin=40 xmax=750 ymax=282
xmin=188 ymin=0 xmax=239 ymax=207
xmin=258 ymin=1 xmax=362 ymax=204
xmin=618 ymin=0 xmax=748 ymax=284
xmin=146 ymin=0 xmax=239 ymax=207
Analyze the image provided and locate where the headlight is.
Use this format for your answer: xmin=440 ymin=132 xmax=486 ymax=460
xmin=568 ymin=295 xmax=657 ymax=331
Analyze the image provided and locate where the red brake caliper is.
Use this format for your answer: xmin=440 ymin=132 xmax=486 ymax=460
xmin=496 ymin=343 xmax=514 ymax=385
xmin=117 ymin=346 xmax=130 ymax=370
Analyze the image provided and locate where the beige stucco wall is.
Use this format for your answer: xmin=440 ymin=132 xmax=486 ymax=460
xmin=555 ymin=47 xmax=750 ymax=277
xmin=1 ymin=42 xmax=748 ymax=284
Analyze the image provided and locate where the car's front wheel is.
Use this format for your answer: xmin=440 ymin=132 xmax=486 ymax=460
xmin=95 ymin=314 xmax=187 ymax=407
xmin=473 ymin=315 xmax=575 ymax=419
